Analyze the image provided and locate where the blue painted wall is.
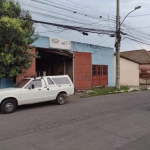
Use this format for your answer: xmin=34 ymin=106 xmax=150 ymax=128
xmin=0 ymin=78 xmax=15 ymax=89
xmin=31 ymin=36 xmax=50 ymax=48
xmin=71 ymin=41 xmax=114 ymax=86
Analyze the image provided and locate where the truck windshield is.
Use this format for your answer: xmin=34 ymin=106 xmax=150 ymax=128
xmin=13 ymin=79 xmax=31 ymax=88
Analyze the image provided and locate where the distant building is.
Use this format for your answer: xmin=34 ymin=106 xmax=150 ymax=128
xmin=114 ymin=54 xmax=139 ymax=86
xmin=116 ymin=49 xmax=150 ymax=86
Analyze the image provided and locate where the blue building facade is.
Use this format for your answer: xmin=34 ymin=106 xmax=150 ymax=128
xmin=32 ymin=36 xmax=114 ymax=87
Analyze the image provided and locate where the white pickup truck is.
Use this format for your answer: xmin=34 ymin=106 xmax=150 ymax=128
xmin=0 ymin=75 xmax=74 ymax=114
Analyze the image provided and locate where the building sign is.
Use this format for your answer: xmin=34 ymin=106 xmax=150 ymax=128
xmin=50 ymin=38 xmax=71 ymax=50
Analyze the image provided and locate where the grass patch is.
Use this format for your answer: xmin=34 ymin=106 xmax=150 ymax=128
xmin=141 ymin=87 xmax=148 ymax=91
xmin=88 ymin=86 xmax=129 ymax=97
xmin=120 ymin=85 xmax=129 ymax=91
xmin=131 ymin=89 xmax=139 ymax=92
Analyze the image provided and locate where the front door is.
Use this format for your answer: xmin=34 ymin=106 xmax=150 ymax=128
xmin=20 ymin=79 xmax=44 ymax=105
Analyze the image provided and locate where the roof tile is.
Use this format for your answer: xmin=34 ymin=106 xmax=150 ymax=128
xmin=120 ymin=49 xmax=150 ymax=64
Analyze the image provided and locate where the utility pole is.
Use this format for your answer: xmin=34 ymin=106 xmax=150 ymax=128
xmin=115 ymin=1 xmax=141 ymax=90
xmin=115 ymin=0 xmax=121 ymax=90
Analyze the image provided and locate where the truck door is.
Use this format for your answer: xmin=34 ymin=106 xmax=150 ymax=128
xmin=20 ymin=79 xmax=44 ymax=105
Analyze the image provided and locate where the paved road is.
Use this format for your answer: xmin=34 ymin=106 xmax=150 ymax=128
xmin=1 ymin=91 xmax=150 ymax=150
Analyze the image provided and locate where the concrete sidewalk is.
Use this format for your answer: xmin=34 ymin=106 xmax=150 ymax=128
xmin=68 ymin=85 xmax=150 ymax=100
xmin=129 ymin=85 xmax=150 ymax=90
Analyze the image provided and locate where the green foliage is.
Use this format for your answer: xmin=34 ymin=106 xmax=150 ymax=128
xmin=0 ymin=0 xmax=38 ymax=78
xmin=141 ymin=87 xmax=148 ymax=91
xmin=88 ymin=87 xmax=116 ymax=97
xmin=120 ymin=85 xmax=129 ymax=90
xmin=88 ymin=85 xmax=130 ymax=97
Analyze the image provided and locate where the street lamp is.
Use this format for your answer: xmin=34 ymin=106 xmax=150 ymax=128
xmin=115 ymin=1 xmax=141 ymax=90
xmin=120 ymin=6 xmax=141 ymax=26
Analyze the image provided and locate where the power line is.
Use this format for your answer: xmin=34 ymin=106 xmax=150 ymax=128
xmin=31 ymin=0 xmax=116 ymax=20
xmin=17 ymin=0 xmax=150 ymax=48
xmin=29 ymin=0 xmax=115 ymax=21
xmin=122 ymin=22 xmax=149 ymax=37
xmin=99 ymin=36 xmax=111 ymax=45
xmin=124 ymin=39 xmax=137 ymax=50
xmin=18 ymin=0 xmax=117 ymax=23
xmin=21 ymin=0 xmax=150 ymax=38
xmin=19 ymin=0 xmax=116 ymax=30
xmin=133 ymin=26 xmax=150 ymax=29
xmin=32 ymin=19 xmax=116 ymax=35
xmin=65 ymin=0 xmax=116 ymax=18
xmin=41 ymin=23 xmax=65 ymax=38
xmin=129 ymin=14 xmax=150 ymax=17
xmin=122 ymin=24 xmax=150 ymax=42
xmin=125 ymin=37 xmax=150 ymax=47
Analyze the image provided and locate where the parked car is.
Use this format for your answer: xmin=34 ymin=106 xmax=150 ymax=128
xmin=0 ymin=75 xmax=74 ymax=114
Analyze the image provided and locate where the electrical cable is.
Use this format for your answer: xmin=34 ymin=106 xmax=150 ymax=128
xmin=41 ymin=23 xmax=65 ymax=38
xmin=124 ymin=39 xmax=138 ymax=50
xmin=32 ymin=19 xmax=116 ymax=35
xmin=129 ymin=14 xmax=150 ymax=17
xmin=31 ymin=0 xmax=116 ymax=20
xmin=16 ymin=0 xmax=150 ymax=48
xmin=99 ymin=36 xmax=111 ymax=45
xmin=19 ymin=0 xmax=116 ymax=30
xmin=18 ymin=0 xmax=117 ymax=24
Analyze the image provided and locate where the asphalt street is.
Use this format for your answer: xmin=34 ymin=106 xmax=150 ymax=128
xmin=1 ymin=91 xmax=150 ymax=150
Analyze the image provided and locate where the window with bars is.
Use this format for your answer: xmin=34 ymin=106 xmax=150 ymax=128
xmin=92 ymin=65 xmax=108 ymax=76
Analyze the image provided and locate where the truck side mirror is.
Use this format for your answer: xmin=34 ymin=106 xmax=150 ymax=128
xmin=31 ymin=84 xmax=35 ymax=89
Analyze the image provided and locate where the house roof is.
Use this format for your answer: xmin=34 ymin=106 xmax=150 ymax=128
xmin=119 ymin=49 xmax=150 ymax=64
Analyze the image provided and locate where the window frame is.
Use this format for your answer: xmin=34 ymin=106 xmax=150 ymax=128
xmin=92 ymin=65 xmax=108 ymax=76
xmin=47 ymin=78 xmax=54 ymax=85
xmin=25 ymin=79 xmax=42 ymax=89
xmin=51 ymin=77 xmax=71 ymax=85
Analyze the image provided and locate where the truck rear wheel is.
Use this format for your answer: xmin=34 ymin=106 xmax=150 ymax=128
xmin=56 ymin=93 xmax=66 ymax=105
xmin=1 ymin=99 xmax=17 ymax=114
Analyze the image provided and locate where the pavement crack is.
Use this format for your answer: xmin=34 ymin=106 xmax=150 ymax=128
xmin=91 ymin=124 xmax=132 ymax=141
xmin=28 ymin=142 xmax=42 ymax=150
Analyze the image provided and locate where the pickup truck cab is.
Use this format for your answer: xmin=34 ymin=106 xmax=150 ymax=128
xmin=0 ymin=75 xmax=74 ymax=114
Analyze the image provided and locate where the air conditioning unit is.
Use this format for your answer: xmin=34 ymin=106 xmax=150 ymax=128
xmin=36 ymin=71 xmax=46 ymax=77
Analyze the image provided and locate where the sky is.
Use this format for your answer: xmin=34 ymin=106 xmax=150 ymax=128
xmin=18 ymin=0 xmax=150 ymax=52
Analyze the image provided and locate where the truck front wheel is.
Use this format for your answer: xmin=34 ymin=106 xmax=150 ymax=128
xmin=56 ymin=93 xmax=67 ymax=105
xmin=1 ymin=99 xmax=17 ymax=114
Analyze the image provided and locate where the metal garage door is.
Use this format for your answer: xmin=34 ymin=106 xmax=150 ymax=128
xmin=74 ymin=52 xmax=92 ymax=90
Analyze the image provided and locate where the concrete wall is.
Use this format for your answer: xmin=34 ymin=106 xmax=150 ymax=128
xmin=114 ymin=56 xmax=139 ymax=86
xmin=71 ymin=42 xmax=114 ymax=86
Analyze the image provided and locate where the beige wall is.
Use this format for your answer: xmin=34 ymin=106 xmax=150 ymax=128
xmin=114 ymin=56 xmax=139 ymax=86
xmin=139 ymin=64 xmax=150 ymax=84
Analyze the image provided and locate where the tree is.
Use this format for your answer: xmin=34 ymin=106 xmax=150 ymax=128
xmin=0 ymin=0 xmax=38 ymax=78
